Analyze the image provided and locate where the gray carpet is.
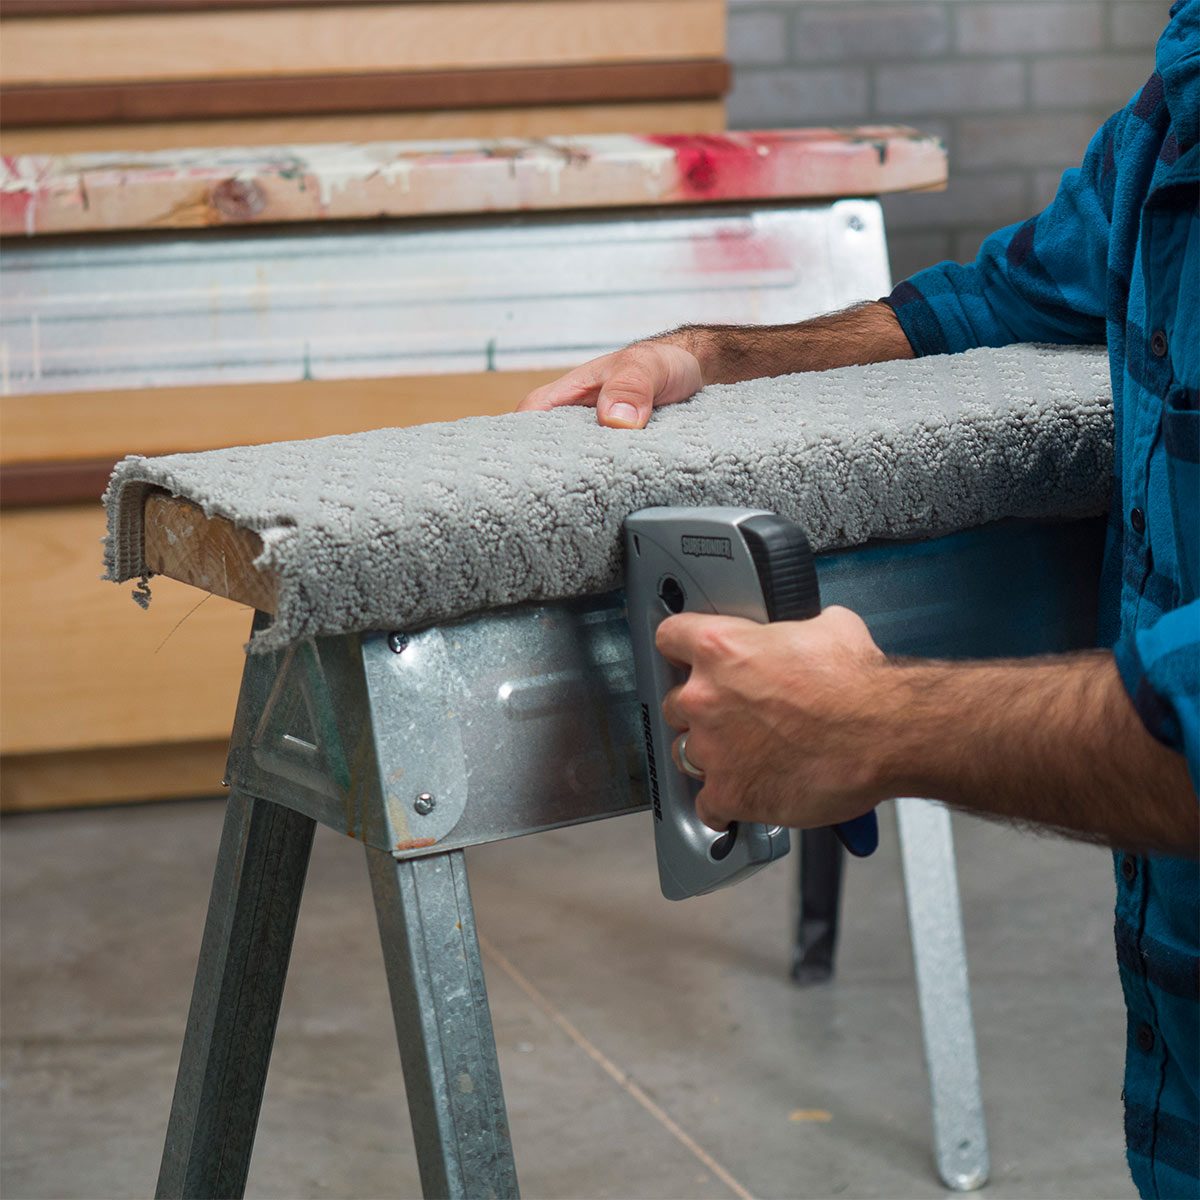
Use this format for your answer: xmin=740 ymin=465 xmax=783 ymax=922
xmin=103 ymin=344 xmax=1113 ymax=651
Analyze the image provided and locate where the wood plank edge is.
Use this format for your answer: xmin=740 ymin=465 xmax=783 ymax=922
xmin=0 ymin=369 xmax=560 ymax=466
xmin=1 ymin=740 xmax=230 ymax=810
xmin=0 ymin=457 xmax=118 ymax=507
xmin=1 ymin=59 xmax=731 ymax=127
xmin=4 ymin=0 xmax=405 ymax=14
xmin=143 ymin=490 xmax=279 ymax=613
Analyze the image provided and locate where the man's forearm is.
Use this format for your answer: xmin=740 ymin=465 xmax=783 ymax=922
xmin=665 ymin=300 xmax=914 ymax=385
xmin=877 ymin=651 xmax=1197 ymax=855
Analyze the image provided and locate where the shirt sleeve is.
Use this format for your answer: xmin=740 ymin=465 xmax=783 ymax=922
xmin=883 ymin=101 xmax=1133 ymax=358
xmin=1113 ymin=600 xmax=1200 ymax=795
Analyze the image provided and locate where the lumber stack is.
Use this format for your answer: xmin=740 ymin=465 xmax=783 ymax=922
xmin=0 ymin=129 xmax=947 ymax=811
xmin=0 ymin=0 xmax=729 ymax=154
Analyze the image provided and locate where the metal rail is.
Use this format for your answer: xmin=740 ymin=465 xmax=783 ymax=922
xmin=2 ymin=201 xmax=887 ymax=393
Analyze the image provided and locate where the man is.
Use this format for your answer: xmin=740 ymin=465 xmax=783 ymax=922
xmin=518 ymin=4 xmax=1198 ymax=1195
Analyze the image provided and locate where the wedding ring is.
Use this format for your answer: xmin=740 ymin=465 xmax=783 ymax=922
xmin=677 ymin=731 xmax=706 ymax=781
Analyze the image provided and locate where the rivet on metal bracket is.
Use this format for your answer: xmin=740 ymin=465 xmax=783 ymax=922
xmin=362 ymin=629 xmax=469 ymax=857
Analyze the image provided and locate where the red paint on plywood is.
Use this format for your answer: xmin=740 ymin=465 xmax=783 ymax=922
xmin=1 ymin=131 xmax=946 ymax=237
xmin=647 ymin=133 xmax=776 ymax=201
xmin=0 ymin=187 xmax=36 ymax=235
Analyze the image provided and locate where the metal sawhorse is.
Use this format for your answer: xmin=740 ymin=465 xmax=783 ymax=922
xmin=156 ymin=516 xmax=1103 ymax=1199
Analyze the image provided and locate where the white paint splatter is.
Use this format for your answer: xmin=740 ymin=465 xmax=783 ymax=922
xmin=527 ymin=150 xmax=565 ymax=196
xmin=291 ymin=143 xmax=426 ymax=207
xmin=0 ymin=156 xmax=46 ymax=195
xmin=1 ymin=158 xmax=49 ymax=236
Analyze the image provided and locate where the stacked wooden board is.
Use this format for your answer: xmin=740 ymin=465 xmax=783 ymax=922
xmin=0 ymin=0 xmax=729 ymax=153
xmin=0 ymin=129 xmax=948 ymax=811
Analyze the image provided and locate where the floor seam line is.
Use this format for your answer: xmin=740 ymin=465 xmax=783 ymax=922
xmin=478 ymin=933 xmax=755 ymax=1200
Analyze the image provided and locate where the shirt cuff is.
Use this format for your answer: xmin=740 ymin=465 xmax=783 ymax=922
xmin=1113 ymin=602 xmax=1200 ymax=795
xmin=880 ymin=274 xmax=956 ymax=359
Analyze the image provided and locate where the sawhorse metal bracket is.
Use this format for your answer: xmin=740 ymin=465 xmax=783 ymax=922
xmin=157 ymin=517 xmax=1104 ymax=1199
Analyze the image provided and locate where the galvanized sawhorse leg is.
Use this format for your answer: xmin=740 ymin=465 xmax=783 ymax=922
xmin=894 ymin=797 xmax=987 ymax=1192
xmin=156 ymin=788 xmax=517 ymax=1200
xmin=157 ymin=792 xmax=315 ymax=1199
xmin=793 ymin=807 xmax=988 ymax=1192
xmin=156 ymin=518 xmax=1104 ymax=1200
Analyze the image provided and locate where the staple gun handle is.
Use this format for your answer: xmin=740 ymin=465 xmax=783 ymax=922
xmin=739 ymin=516 xmax=880 ymax=859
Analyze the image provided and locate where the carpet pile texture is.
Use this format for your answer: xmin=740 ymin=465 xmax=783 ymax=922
xmin=104 ymin=344 xmax=1113 ymax=651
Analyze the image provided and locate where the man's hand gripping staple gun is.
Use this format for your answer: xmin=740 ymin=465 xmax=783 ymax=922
xmin=625 ymin=507 xmax=879 ymax=901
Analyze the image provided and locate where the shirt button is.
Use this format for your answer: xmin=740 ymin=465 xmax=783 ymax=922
xmin=1150 ymin=330 xmax=1168 ymax=357
xmin=1130 ymin=507 xmax=1146 ymax=535
xmin=1137 ymin=1023 xmax=1156 ymax=1053
xmin=1121 ymin=854 xmax=1138 ymax=883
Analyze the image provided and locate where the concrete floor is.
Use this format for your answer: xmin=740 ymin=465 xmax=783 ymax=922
xmin=2 ymin=797 xmax=1132 ymax=1200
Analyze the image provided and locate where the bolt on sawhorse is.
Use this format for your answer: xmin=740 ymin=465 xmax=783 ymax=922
xmin=152 ymin=503 xmax=1104 ymax=1200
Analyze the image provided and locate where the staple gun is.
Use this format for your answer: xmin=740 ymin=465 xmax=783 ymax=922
xmin=625 ymin=506 xmax=879 ymax=900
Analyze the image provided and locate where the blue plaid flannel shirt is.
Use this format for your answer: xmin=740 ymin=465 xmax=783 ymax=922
xmin=884 ymin=4 xmax=1199 ymax=1195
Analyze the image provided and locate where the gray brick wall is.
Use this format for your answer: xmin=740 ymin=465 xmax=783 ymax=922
xmin=727 ymin=0 xmax=1165 ymax=282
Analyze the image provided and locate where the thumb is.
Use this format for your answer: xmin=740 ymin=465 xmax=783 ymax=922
xmin=597 ymin=371 xmax=656 ymax=429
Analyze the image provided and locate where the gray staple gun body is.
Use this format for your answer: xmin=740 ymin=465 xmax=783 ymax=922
xmin=625 ymin=506 xmax=879 ymax=901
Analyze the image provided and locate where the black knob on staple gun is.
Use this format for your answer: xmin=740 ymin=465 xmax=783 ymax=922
xmin=624 ymin=507 xmax=879 ymax=901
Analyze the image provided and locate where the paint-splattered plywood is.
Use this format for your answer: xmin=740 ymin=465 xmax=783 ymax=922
xmin=1 ymin=129 xmax=946 ymax=237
